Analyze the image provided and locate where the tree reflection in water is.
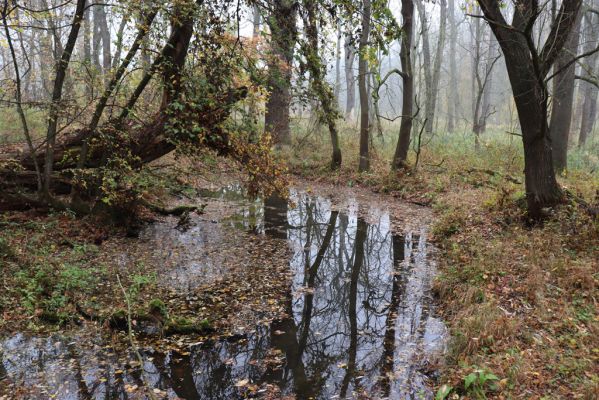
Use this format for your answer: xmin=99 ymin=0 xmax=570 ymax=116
xmin=0 ymin=191 xmax=446 ymax=399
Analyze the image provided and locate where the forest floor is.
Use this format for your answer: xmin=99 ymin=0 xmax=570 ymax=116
xmin=288 ymin=128 xmax=599 ymax=399
xmin=1 ymin=127 xmax=598 ymax=399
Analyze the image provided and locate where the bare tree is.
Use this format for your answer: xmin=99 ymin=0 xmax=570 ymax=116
xmin=301 ymin=0 xmax=342 ymax=169
xmin=415 ymin=0 xmax=447 ymax=135
xmin=2 ymin=0 xmax=41 ymax=190
xmin=392 ymin=0 xmax=415 ymax=169
xmin=42 ymin=0 xmax=87 ymax=198
xmin=358 ymin=0 xmax=371 ymax=172
xmin=446 ymin=0 xmax=458 ymax=132
xmin=476 ymin=0 xmax=582 ymax=219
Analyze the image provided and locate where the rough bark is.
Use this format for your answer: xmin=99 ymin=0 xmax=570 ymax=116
xmin=344 ymin=30 xmax=356 ymax=119
xmin=549 ymin=12 xmax=581 ymax=172
xmin=392 ymin=0 xmax=415 ymax=169
xmin=358 ymin=0 xmax=371 ymax=172
xmin=476 ymin=0 xmax=581 ymax=219
xmin=265 ymin=0 xmax=297 ymax=146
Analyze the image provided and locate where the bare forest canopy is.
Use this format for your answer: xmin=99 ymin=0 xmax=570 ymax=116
xmin=0 ymin=0 xmax=598 ymax=220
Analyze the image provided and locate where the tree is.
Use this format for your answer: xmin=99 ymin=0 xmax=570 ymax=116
xmin=42 ymin=0 xmax=87 ymax=198
xmin=578 ymin=6 xmax=599 ymax=147
xmin=447 ymin=0 xmax=458 ymax=132
xmin=358 ymin=0 xmax=371 ymax=172
xmin=344 ymin=29 xmax=357 ymax=119
xmin=476 ymin=0 xmax=582 ymax=219
xmin=301 ymin=0 xmax=342 ymax=169
xmin=392 ymin=0 xmax=415 ymax=169
xmin=265 ymin=0 xmax=298 ymax=146
xmin=471 ymin=22 xmax=500 ymax=150
xmin=549 ymin=9 xmax=582 ymax=171
xmin=415 ymin=0 xmax=447 ymax=135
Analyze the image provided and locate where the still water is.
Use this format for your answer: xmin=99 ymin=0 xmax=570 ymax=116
xmin=0 ymin=188 xmax=446 ymax=399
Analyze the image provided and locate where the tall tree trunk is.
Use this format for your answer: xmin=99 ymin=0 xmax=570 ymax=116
xmin=429 ymin=0 xmax=447 ymax=134
xmin=477 ymin=0 xmax=581 ymax=219
xmin=92 ymin=3 xmax=101 ymax=70
xmin=97 ymin=5 xmax=111 ymax=83
xmin=344 ymin=30 xmax=356 ymax=119
xmin=42 ymin=0 xmax=87 ymax=198
xmin=2 ymin=0 xmax=42 ymax=190
xmin=578 ymin=9 xmax=599 ymax=147
xmin=265 ymin=0 xmax=297 ymax=146
xmin=549 ymin=12 xmax=581 ymax=172
xmin=446 ymin=0 xmax=458 ymax=132
xmin=358 ymin=0 xmax=371 ymax=172
xmin=415 ymin=0 xmax=432 ymax=131
xmin=112 ymin=14 xmax=129 ymax=69
xmin=479 ymin=35 xmax=498 ymax=135
xmin=83 ymin=4 xmax=92 ymax=99
xmin=252 ymin=4 xmax=261 ymax=37
xmin=392 ymin=0 xmax=414 ymax=169
xmin=302 ymin=0 xmax=342 ymax=169
xmin=334 ymin=20 xmax=342 ymax=103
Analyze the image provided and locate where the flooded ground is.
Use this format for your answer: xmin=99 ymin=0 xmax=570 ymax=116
xmin=0 ymin=186 xmax=447 ymax=399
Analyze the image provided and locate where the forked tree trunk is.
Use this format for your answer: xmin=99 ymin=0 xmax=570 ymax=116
xmin=358 ymin=0 xmax=371 ymax=172
xmin=392 ymin=0 xmax=414 ymax=169
xmin=477 ymin=0 xmax=581 ymax=219
xmin=42 ymin=0 xmax=87 ymax=197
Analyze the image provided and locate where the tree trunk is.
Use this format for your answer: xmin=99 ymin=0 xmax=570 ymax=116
xmin=2 ymin=0 xmax=42 ymax=190
xmin=252 ymin=4 xmax=261 ymax=37
xmin=446 ymin=0 xmax=458 ymax=132
xmin=334 ymin=20 xmax=342 ymax=102
xmin=415 ymin=0 xmax=445 ymax=135
xmin=549 ymin=12 xmax=581 ymax=172
xmin=42 ymin=0 xmax=87 ymax=198
xmin=392 ymin=0 xmax=414 ymax=169
xmin=358 ymin=0 xmax=371 ymax=172
xmin=344 ymin=30 xmax=356 ymax=119
xmin=578 ymin=9 xmax=599 ymax=147
xmin=98 ymin=5 xmax=111 ymax=83
xmin=83 ymin=5 xmax=92 ymax=99
xmin=78 ymin=5 xmax=159 ymax=168
xmin=429 ymin=0 xmax=447 ymax=134
xmin=476 ymin=0 xmax=581 ymax=219
xmin=303 ymin=0 xmax=342 ymax=169
xmin=265 ymin=0 xmax=297 ymax=146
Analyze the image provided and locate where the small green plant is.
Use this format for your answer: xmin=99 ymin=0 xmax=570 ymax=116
xmin=128 ymin=273 xmax=157 ymax=300
xmin=435 ymin=384 xmax=453 ymax=400
xmin=463 ymin=367 xmax=500 ymax=399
